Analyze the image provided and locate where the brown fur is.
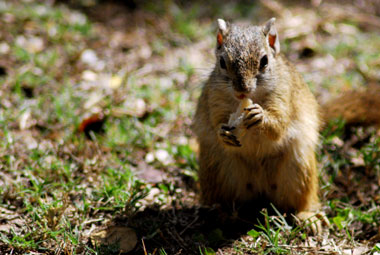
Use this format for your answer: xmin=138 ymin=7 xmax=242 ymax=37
xmin=322 ymin=84 xmax=380 ymax=127
xmin=192 ymin=19 xmax=321 ymax=220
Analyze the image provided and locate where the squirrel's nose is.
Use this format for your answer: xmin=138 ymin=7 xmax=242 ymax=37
xmin=233 ymin=78 xmax=256 ymax=93
xmin=233 ymin=83 xmax=247 ymax=93
xmin=232 ymin=79 xmax=248 ymax=92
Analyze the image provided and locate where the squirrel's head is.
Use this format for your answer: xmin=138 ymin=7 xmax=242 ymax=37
xmin=215 ymin=18 xmax=280 ymax=98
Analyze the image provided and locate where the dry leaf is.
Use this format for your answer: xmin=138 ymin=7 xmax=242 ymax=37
xmin=0 ymin=207 xmax=24 ymax=233
xmin=78 ymin=113 xmax=106 ymax=137
xmin=351 ymin=155 xmax=365 ymax=167
xmin=84 ymin=92 xmax=103 ymax=109
xmin=91 ymin=226 xmax=137 ymax=253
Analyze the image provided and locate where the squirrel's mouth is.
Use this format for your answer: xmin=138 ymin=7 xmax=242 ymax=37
xmin=235 ymin=91 xmax=253 ymax=100
xmin=236 ymin=94 xmax=246 ymax=100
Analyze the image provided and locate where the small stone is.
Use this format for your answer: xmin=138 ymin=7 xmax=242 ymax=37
xmin=110 ymin=75 xmax=122 ymax=89
xmin=82 ymin=70 xmax=98 ymax=81
xmin=145 ymin=152 xmax=155 ymax=163
xmin=19 ymin=110 xmax=31 ymax=130
xmin=80 ymin=49 xmax=105 ymax=70
xmin=68 ymin=12 xmax=87 ymax=25
xmin=158 ymin=77 xmax=173 ymax=89
xmin=81 ymin=49 xmax=98 ymax=65
xmin=176 ymin=136 xmax=188 ymax=145
xmin=16 ymin=35 xmax=44 ymax=53
xmin=35 ymin=5 xmax=48 ymax=16
xmin=155 ymin=149 xmax=171 ymax=165
xmin=0 ymin=42 xmax=10 ymax=54
xmin=123 ymin=98 xmax=146 ymax=118
xmin=144 ymin=187 xmax=161 ymax=203
xmin=28 ymin=37 xmax=44 ymax=53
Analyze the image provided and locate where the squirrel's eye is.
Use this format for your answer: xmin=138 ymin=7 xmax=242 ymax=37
xmin=220 ymin=57 xmax=227 ymax=70
xmin=259 ymin=55 xmax=268 ymax=70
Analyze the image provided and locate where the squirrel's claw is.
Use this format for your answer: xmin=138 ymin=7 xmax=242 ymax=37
xmin=219 ymin=125 xmax=242 ymax=147
xmin=243 ymin=104 xmax=264 ymax=129
xmin=295 ymin=211 xmax=330 ymax=235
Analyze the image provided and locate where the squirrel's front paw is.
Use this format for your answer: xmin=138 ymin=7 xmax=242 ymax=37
xmin=243 ymin=104 xmax=265 ymax=129
xmin=218 ymin=125 xmax=242 ymax=147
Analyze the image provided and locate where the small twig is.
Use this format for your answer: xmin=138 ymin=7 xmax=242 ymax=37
xmin=179 ymin=215 xmax=199 ymax=235
xmin=82 ymin=218 xmax=104 ymax=226
xmin=166 ymin=225 xmax=188 ymax=251
xmin=142 ymin=238 xmax=148 ymax=255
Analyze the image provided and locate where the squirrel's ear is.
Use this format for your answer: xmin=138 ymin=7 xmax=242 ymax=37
xmin=217 ymin=19 xmax=229 ymax=48
xmin=263 ymin=18 xmax=280 ymax=55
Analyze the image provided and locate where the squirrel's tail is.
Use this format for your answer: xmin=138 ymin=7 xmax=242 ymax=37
xmin=321 ymin=85 xmax=380 ymax=127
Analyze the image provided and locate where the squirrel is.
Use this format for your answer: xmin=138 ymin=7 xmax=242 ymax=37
xmin=193 ymin=17 xmax=380 ymax=233
xmin=192 ymin=17 xmax=328 ymax=233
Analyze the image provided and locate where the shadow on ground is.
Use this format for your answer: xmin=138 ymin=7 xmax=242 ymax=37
xmin=120 ymin=205 xmax=259 ymax=254
xmin=109 ymin=193 xmax=294 ymax=254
